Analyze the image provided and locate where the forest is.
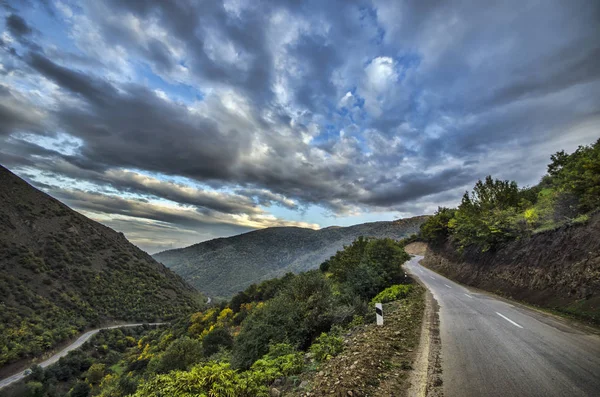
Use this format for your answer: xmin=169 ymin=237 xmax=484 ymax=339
xmin=419 ymin=138 xmax=600 ymax=252
xmin=5 ymin=237 xmax=414 ymax=397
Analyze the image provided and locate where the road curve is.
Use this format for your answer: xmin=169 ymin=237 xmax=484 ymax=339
xmin=0 ymin=323 xmax=166 ymax=390
xmin=405 ymin=255 xmax=600 ymax=397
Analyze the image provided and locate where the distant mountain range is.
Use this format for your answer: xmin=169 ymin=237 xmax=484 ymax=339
xmin=0 ymin=166 xmax=201 ymax=368
xmin=154 ymin=216 xmax=427 ymax=298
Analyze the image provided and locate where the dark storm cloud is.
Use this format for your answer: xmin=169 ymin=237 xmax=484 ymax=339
xmin=0 ymin=86 xmax=45 ymax=136
xmin=5 ymin=13 xmax=31 ymax=37
xmin=1 ymin=0 xmax=599 ymax=241
xmin=23 ymin=52 xmax=247 ymax=177
xmin=364 ymin=168 xmax=474 ymax=207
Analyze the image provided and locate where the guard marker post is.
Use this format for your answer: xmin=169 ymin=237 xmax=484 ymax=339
xmin=375 ymin=303 xmax=383 ymax=326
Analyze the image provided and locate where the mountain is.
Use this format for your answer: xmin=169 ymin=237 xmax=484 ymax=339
xmin=153 ymin=216 xmax=427 ymax=298
xmin=0 ymin=166 xmax=201 ymax=368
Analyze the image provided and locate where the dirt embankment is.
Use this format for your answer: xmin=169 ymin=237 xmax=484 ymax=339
xmin=421 ymin=213 xmax=600 ymax=324
xmin=291 ymin=285 xmax=426 ymax=397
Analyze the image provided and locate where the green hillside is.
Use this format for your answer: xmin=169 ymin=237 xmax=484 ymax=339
xmin=154 ymin=216 xmax=427 ymax=298
xmin=0 ymin=166 xmax=202 ymax=368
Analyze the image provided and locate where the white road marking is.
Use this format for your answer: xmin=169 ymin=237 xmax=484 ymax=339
xmin=444 ymin=284 xmax=452 ymax=289
xmin=464 ymin=293 xmax=473 ymax=298
xmin=496 ymin=312 xmax=523 ymax=328
xmin=429 ymin=276 xmax=435 ymax=280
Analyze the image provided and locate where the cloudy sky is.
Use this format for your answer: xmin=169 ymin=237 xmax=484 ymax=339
xmin=1 ymin=0 xmax=599 ymax=253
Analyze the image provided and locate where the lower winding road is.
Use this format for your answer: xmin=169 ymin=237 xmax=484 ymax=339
xmin=0 ymin=323 xmax=165 ymax=390
xmin=405 ymin=255 xmax=600 ymax=397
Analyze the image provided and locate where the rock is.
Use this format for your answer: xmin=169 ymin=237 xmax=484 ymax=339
xmin=270 ymin=388 xmax=281 ymax=397
xmin=299 ymin=380 xmax=310 ymax=389
xmin=272 ymin=378 xmax=283 ymax=386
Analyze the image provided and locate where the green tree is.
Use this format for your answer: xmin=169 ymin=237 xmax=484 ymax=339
xmin=232 ymin=271 xmax=334 ymax=369
xmin=85 ymin=363 xmax=105 ymax=384
xmin=69 ymin=381 xmax=91 ymax=397
xmin=548 ymin=138 xmax=600 ymax=213
xmin=149 ymin=336 xmax=203 ymax=374
xmin=420 ymin=207 xmax=456 ymax=245
xmin=202 ymin=327 xmax=233 ymax=357
xmin=450 ymin=176 xmax=522 ymax=251
xmin=25 ymin=381 xmax=44 ymax=397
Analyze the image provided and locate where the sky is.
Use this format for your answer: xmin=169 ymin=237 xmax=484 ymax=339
xmin=1 ymin=0 xmax=599 ymax=253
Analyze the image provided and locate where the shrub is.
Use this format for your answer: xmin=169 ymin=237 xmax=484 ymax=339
xmin=149 ymin=336 xmax=203 ymax=373
xmin=25 ymin=381 xmax=44 ymax=397
xmin=371 ymin=284 xmax=413 ymax=304
xmin=309 ymin=332 xmax=344 ymax=362
xmin=328 ymin=237 xmax=410 ymax=300
xmin=232 ymin=271 xmax=334 ymax=369
xmin=420 ymin=207 xmax=456 ymax=245
xmin=85 ymin=363 xmax=106 ymax=384
xmin=68 ymin=381 xmax=91 ymax=397
xmin=202 ymin=327 xmax=233 ymax=357
xmin=133 ymin=362 xmax=268 ymax=397
xmin=250 ymin=345 xmax=304 ymax=382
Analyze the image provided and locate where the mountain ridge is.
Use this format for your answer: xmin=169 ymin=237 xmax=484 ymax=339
xmin=154 ymin=216 xmax=427 ymax=298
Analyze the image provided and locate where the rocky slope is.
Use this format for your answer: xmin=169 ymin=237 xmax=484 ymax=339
xmin=154 ymin=216 xmax=427 ymax=298
xmin=0 ymin=166 xmax=201 ymax=368
xmin=421 ymin=212 xmax=600 ymax=324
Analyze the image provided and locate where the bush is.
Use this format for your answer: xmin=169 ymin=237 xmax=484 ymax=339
xmin=133 ymin=362 xmax=268 ymax=397
xmin=548 ymin=138 xmax=600 ymax=212
xmin=250 ymin=346 xmax=304 ymax=381
xmin=329 ymin=237 xmax=410 ymax=300
xmin=420 ymin=207 xmax=456 ymax=245
xmin=149 ymin=336 xmax=203 ymax=373
xmin=371 ymin=284 xmax=413 ymax=304
xmin=202 ymin=327 xmax=233 ymax=357
xmin=25 ymin=381 xmax=44 ymax=397
xmin=85 ymin=363 xmax=105 ymax=384
xmin=68 ymin=381 xmax=91 ymax=397
xmin=309 ymin=332 xmax=344 ymax=362
xmin=232 ymin=271 xmax=334 ymax=369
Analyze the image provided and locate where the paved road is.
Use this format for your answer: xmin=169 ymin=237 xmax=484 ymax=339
xmin=405 ymin=256 xmax=600 ymax=397
xmin=0 ymin=323 xmax=165 ymax=390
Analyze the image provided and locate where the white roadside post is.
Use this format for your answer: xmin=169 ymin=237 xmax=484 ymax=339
xmin=375 ymin=303 xmax=384 ymax=326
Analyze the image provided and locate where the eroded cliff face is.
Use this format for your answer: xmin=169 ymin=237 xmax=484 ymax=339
xmin=421 ymin=213 xmax=600 ymax=324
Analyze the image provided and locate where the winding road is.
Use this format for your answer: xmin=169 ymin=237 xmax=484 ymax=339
xmin=0 ymin=323 xmax=165 ymax=390
xmin=405 ymin=255 xmax=600 ymax=397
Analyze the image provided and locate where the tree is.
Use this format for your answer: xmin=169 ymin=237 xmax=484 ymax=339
xmin=25 ymin=381 xmax=44 ymax=397
xmin=232 ymin=271 xmax=334 ymax=369
xmin=68 ymin=381 xmax=91 ymax=397
xmin=548 ymin=139 xmax=600 ymax=213
xmin=202 ymin=327 xmax=233 ymax=357
xmin=420 ymin=207 xmax=456 ymax=245
xmin=450 ymin=176 xmax=522 ymax=251
xmin=149 ymin=336 xmax=203 ymax=373
xmin=85 ymin=363 xmax=105 ymax=384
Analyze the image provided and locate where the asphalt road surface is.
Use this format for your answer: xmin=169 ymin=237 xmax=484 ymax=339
xmin=405 ymin=256 xmax=600 ymax=397
xmin=0 ymin=323 xmax=165 ymax=390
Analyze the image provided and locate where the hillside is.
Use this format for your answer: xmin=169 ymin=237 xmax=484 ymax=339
xmin=153 ymin=216 xmax=427 ymax=297
xmin=421 ymin=211 xmax=600 ymax=324
xmin=0 ymin=166 xmax=202 ymax=368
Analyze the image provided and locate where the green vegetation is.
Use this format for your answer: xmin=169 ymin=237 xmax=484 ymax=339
xmin=7 ymin=237 xmax=413 ymax=397
xmin=420 ymin=139 xmax=600 ymax=251
xmin=309 ymin=331 xmax=344 ymax=362
xmin=0 ymin=166 xmax=202 ymax=368
xmin=371 ymin=284 xmax=413 ymax=304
